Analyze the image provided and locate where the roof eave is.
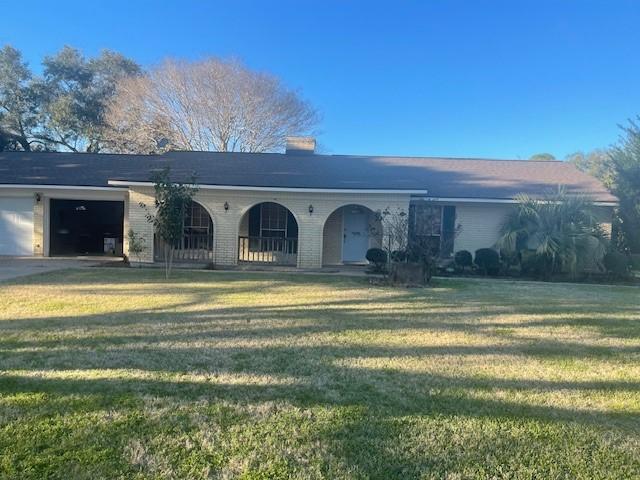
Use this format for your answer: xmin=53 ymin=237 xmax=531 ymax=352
xmin=107 ymin=180 xmax=428 ymax=195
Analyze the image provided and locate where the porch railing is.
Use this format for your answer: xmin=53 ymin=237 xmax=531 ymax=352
xmin=154 ymin=233 xmax=214 ymax=262
xmin=238 ymin=236 xmax=298 ymax=265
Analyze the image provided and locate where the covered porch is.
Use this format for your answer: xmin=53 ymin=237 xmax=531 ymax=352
xmin=322 ymin=204 xmax=382 ymax=266
xmin=237 ymin=202 xmax=299 ymax=266
xmin=153 ymin=200 xmax=215 ymax=263
xmin=127 ymin=184 xmax=413 ymax=269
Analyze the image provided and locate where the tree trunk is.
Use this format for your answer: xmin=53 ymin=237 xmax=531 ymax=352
xmin=168 ymin=247 xmax=174 ymax=279
xmin=2 ymin=131 xmax=31 ymax=151
xmin=164 ymin=243 xmax=171 ymax=279
xmin=17 ymin=136 xmax=31 ymax=151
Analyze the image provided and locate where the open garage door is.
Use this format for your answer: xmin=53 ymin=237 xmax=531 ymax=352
xmin=0 ymin=197 xmax=34 ymax=256
xmin=50 ymin=199 xmax=124 ymax=256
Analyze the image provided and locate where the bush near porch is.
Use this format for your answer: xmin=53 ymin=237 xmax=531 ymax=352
xmin=0 ymin=269 xmax=639 ymax=479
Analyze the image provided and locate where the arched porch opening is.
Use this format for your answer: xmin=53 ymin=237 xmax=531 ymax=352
xmin=153 ymin=200 xmax=214 ymax=262
xmin=238 ymin=202 xmax=298 ymax=266
xmin=322 ymin=204 xmax=382 ymax=266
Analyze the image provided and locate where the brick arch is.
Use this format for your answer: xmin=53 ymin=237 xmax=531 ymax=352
xmin=237 ymin=201 xmax=299 ymax=266
xmin=237 ymin=200 xmax=301 ymax=231
xmin=321 ymin=204 xmax=382 ymax=266
xmin=152 ymin=199 xmax=215 ymax=263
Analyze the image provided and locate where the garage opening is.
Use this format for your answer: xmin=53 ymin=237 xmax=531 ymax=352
xmin=49 ymin=199 xmax=124 ymax=256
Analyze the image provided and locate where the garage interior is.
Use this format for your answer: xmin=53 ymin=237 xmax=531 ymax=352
xmin=49 ymin=199 xmax=124 ymax=256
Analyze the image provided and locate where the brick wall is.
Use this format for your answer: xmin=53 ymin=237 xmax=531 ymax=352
xmin=14 ymin=186 xmax=616 ymax=265
xmin=126 ymin=187 xmax=411 ymax=268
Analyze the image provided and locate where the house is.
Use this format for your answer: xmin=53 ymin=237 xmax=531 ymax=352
xmin=0 ymin=137 xmax=617 ymax=268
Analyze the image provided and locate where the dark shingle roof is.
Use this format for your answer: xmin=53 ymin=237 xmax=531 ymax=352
xmin=0 ymin=150 xmax=617 ymax=202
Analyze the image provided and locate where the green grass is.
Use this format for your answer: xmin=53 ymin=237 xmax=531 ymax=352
xmin=0 ymin=269 xmax=639 ymax=479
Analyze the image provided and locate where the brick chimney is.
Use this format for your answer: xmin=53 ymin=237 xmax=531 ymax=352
xmin=285 ymin=136 xmax=316 ymax=154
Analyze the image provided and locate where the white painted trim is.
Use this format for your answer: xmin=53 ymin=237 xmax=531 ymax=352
xmin=0 ymin=184 xmax=128 ymax=192
xmin=1 ymin=183 xmax=615 ymax=206
xmin=415 ymin=196 xmax=618 ymax=207
xmin=414 ymin=197 xmax=519 ymax=204
xmin=107 ymin=180 xmax=426 ymax=195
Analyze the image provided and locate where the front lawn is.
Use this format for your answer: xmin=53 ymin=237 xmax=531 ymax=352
xmin=0 ymin=269 xmax=638 ymax=479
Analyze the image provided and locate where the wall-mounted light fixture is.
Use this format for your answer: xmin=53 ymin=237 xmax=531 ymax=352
xmin=308 ymin=204 xmax=314 ymax=214
xmin=223 ymin=201 xmax=229 ymax=211
xmin=35 ymin=193 xmax=41 ymax=203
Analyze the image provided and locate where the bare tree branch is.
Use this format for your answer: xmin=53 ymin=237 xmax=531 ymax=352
xmin=103 ymin=58 xmax=319 ymax=154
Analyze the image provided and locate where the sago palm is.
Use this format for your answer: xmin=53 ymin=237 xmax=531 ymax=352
xmin=498 ymin=187 xmax=608 ymax=278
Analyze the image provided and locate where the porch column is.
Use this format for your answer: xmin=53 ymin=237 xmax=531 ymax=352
xmin=212 ymin=204 xmax=239 ymax=266
xmin=296 ymin=215 xmax=324 ymax=268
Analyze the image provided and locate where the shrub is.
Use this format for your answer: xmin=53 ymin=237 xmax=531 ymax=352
xmin=366 ymin=248 xmax=388 ymax=273
xmin=390 ymin=250 xmax=409 ymax=262
xmin=127 ymin=229 xmax=146 ymax=266
xmin=454 ymin=250 xmax=472 ymax=270
xmin=497 ymin=187 xmax=607 ymax=278
xmin=500 ymin=248 xmax=520 ymax=272
xmin=520 ymin=250 xmax=551 ymax=279
xmin=603 ymin=251 xmax=631 ymax=278
xmin=474 ymin=248 xmax=500 ymax=276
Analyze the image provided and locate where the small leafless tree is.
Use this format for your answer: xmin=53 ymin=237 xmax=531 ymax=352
xmin=376 ymin=207 xmax=410 ymax=261
xmin=370 ymin=205 xmax=460 ymax=284
xmin=103 ymin=58 xmax=319 ymax=154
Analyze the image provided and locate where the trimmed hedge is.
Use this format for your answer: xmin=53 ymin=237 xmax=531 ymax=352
xmin=603 ymin=251 xmax=631 ymax=277
xmin=454 ymin=250 xmax=473 ymax=270
xmin=474 ymin=248 xmax=500 ymax=276
xmin=366 ymin=248 xmax=388 ymax=272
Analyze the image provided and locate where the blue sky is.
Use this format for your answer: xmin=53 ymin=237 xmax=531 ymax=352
xmin=1 ymin=0 xmax=638 ymax=159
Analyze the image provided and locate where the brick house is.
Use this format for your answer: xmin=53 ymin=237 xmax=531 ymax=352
xmin=0 ymin=138 xmax=617 ymax=268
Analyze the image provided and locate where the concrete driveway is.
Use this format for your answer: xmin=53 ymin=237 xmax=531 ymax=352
xmin=0 ymin=257 xmax=118 ymax=282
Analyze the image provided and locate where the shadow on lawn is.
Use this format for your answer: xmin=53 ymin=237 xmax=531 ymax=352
xmin=1 ymin=269 xmax=639 ymax=476
xmin=1 ymin=310 xmax=638 ymax=414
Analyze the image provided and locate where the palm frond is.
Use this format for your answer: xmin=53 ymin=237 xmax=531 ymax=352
xmin=506 ymin=186 xmax=609 ymax=276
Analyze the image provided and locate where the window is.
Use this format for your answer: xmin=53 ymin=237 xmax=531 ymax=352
xmin=183 ymin=202 xmax=213 ymax=249
xmin=410 ymin=204 xmax=456 ymax=257
xmin=260 ymin=203 xmax=288 ymax=238
xmin=413 ymin=205 xmax=442 ymax=237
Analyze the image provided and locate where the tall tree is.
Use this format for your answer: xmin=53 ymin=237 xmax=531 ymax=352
xmin=0 ymin=45 xmax=140 ymax=152
xmin=0 ymin=46 xmax=40 ymax=151
xmin=609 ymin=118 xmax=640 ymax=253
xmin=104 ymin=58 xmax=319 ymax=154
xmin=38 ymin=46 xmax=141 ymax=152
xmin=529 ymin=153 xmax=556 ymax=161
xmin=566 ymin=149 xmax=614 ymax=188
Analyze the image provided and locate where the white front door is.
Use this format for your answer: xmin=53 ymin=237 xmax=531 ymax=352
xmin=342 ymin=207 xmax=369 ymax=263
xmin=0 ymin=197 xmax=34 ymax=256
